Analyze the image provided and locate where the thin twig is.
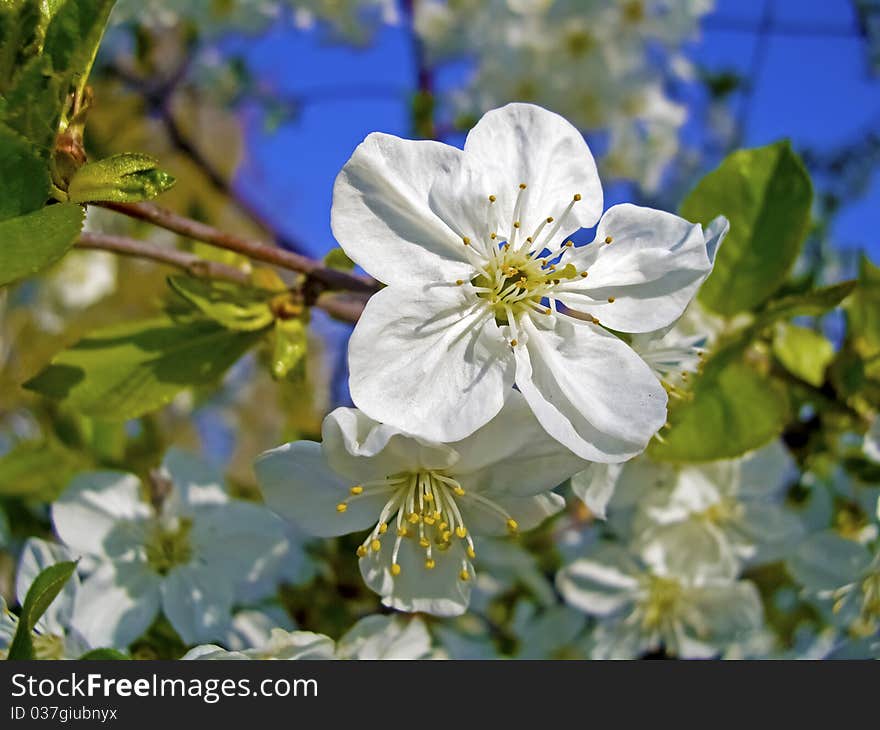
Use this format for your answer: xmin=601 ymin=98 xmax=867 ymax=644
xmin=77 ymin=232 xmax=251 ymax=284
xmin=97 ymin=201 xmax=378 ymax=295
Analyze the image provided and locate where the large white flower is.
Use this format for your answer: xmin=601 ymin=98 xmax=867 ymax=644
xmin=51 ymin=449 xmax=287 ymax=648
xmin=255 ymin=391 xmax=586 ymax=616
xmin=0 ymin=539 xmax=91 ymax=660
xmin=557 ymin=542 xmax=764 ymax=659
xmin=333 ymin=103 xmax=727 ymax=462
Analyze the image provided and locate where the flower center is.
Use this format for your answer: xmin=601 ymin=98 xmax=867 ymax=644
xmin=700 ymin=497 xmax=742 ymax=526
xmin=335 ymin=471 xmax=519 ymax=581
xmin=144 ymin=518 xmax=194 ymax=575
xmin=454 ymin=183 xmax=602 ymax=337
xmin=853 ymin=571 xmax=880 ymax=637
xmin=32 ymin=632 xmax=66 ymax=660
xmin=640 ymin=575 xmax=684 ymax=632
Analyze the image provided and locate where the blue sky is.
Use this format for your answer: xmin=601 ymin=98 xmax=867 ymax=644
xmin=228 ymin=0 xmax=879 ymax=261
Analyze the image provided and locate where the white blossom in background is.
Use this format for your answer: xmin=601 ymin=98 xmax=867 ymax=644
xmin=0 ymin=539 xmax=91 ymax=660
xmin=557 ymin=541 xmax=763 ymax=659
xmin=787 ymin=531 xmax=880 ymax=644
xmin=184 ymin=614 xmax=436 ymax=659
xmin=415 ymin=0 xmax=716 ymax=191
xmin=51 ymin=449 xmax=287 ymax=648
xmin=333 ymin=103 xmax=726 ymax=462
xmin=256 ymin=391 xmax=586 ymax=616
xmin=111 ymin=0 xmax=284 ymax=34
xmin=290 ymin=0 xmax=399 ymax=42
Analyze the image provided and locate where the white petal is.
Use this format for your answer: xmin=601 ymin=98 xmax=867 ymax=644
xmin=787 ymin=531 xmax=872 ymax=592
xmin=570 ymin=462 xmax=624 ymax=519
xmin=558 ymin=205 xmax=725 ymax=333
xmin=454 ymin=103 xmax=603 ymax=237
xmin=359 ymin=538 xmax=471 ymax=617
xmin=16 ymin=538 xmax=79 ymax=636
xmin=349 ymin=283 xmax=514 ymax=443
xmin=160 ymin=448 xmax=228 ymax=514
xmin=161 ymin=564 xmax=234 ymax=644
xmin=190 ymin=502 xmax=287 ymax=577
xmin=331 ymin=132 xmax=469 ymax=285
xmin=639 ymin=522 xmax=739 ymax=583
xmin=688 ymin=580 xmax=764 ymax=645
xmin=254 ymin=441 xmax=389 ymax=538
xmin=459 ymin=492 xmax=564 ymax=536
xmin=556 ymin=546 xmax=641 ymax=616
xmin=450 ymin=390 xmax=588 ymax=497
xmin=336 ymin=615 xmax=432 ymax=660
xmin=52 ymin=471 xmax=151 ymax=558
xmin=514 ymin=315 xmax=667 ymax=462
xmin=321 ymin=406 xmax=458 ymax=482
xmin=71 ymin=561 xmax=161 ymax=649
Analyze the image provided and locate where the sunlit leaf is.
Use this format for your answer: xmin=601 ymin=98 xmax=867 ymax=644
xmin=773 ymin=323 xmax=835 ymax=388
xmin=68 ymin=152 xmax=176 ymax=203
xmin=167 ymin=276 xmax=275 ymax=331
xmin=6 ymin=561 xmax=77 ymax=660
xmin=0 ymin=202 xmax=84 ymax=286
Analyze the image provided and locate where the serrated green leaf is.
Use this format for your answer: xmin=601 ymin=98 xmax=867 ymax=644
xmin=271 ymin=317 xmax=307 ymax=380
xmin=649 ymin=359 xmax=789 ymax=463
xmin=756 ymin=280 xmax=857 ymax=327
xmin=68 ymin=152 xmax=176 ymax=203
xmin=682 ymin=141 xmax=813 ymax=316
xmin=6 ymin=561 xmax=77 ymax=660
xmin=0 ymin=202 xmax=84 ymax=286
xmin=167 ymin=276 xmax=274 ymax=331
xmin=0 ymin=1 xmax=41 ymax=90
xmin=0 ymin=122 xmax=50 ymax=219
xmin=324 ymin=247 xmax=355 ymax=271
xmin=772 ymin=323 xmax=834 ymax=388
xmin=42 ymin=0 xmax=115 ymax=97
xmin=0 ymin=440 xmax=87 ymax=500
xmin=24 ymin=315 xmax=263 ymax=420
xmin=79 ymin=648 xmax=130 ymax=660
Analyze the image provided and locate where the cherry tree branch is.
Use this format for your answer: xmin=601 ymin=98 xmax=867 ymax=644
xmin=97 ymin=201 xmax=378 ymax=296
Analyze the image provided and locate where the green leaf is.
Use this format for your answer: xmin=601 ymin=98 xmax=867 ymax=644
xmin=0 ymin=202 xmax=84 ymax=286
xmin=0 ymin=440 xmax=86 ymax=500
xmin=0 ymin=506 xmax=9 ymax=548
xmin=0 ymin=55 xmax=65 ymax=152
xmin=68 ymin=152 xmax=176 ymax=203
xmin=846 ymin=256 xmax=880 ymax=376
xmin=167 ymin=275 xmax=274 ymax=331
xmin=649 ymin=359 xmax=789 ymax=463
xmin=682 ymin=140 xmax=813 ymax=317
xmin=24 ymin=315 xmax=263 ymax=420
xmin=324 ymin=247 xmax=355 ymax=271
xmin=79 ymin=648 xmax=130 ymax=660
xmin=0 ymin=122 xmax=50 ymax=219
xmin=0 ymin=1 xmax=41 ymax=90
xmin=6 ymin=561 xmax=77 ymax=660
xmin=42 ymin=0 xmax=115 ymax=97
xmin=772 ymin=323 xmax=835 ymax=388
xmin=271 ymin=318 xmax=307 ymax=380
xmin=756 ymin=280 xmax=857 ymax=327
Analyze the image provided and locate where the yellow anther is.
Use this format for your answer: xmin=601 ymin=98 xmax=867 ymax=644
xmin=370 ymin=539 xmax=382 ymax=552
xmin=391 ymin=563 xmax=401 ymax=576
xmin=604 ymin=235 xmax=613 ymax=244
xmin=408 ymin=513 xmax=421 ymax=524
xmin=526 ymin=237 xmax=533 ymax=243
xmin=510 ymin=339 xmax=518 ymax=347
xmin=491 ymin=232 xmax=497 ymax=239
xmin=503 ymin=243 xmax=510 ymax=251
xmin=466 ymin=546 xmax=476 ymax=559
xmin=379 ymin=522 xmax=388 ymax=534
xmin=507 ymin=518 xmax=519 ymax=532
xmin=580 ymin=271 xmax=589 ymax=277
xmin=489 ymin=194 xmax=497 ymax=202
xmin=336 ymin=503 xmax=348 ymax=513
xmin=433 ymin=511 xmax=441 ymax=520
xmin=573 ymin=193 xmax=582 ymax=201
xmin=425 ymin=559 xmax=436 ymax=570
xmin=546 ymin=216 xmax=554 ymax=223
xmin=423 ymin=515 xmax=436 ymax=526
xmin=544 ymin=307 xmax=552 ymax=315
xmin=356 ymin=545 xmax=367 ymax=557
xmin=565 ymin=240 xmax=573 ymax=247
xmin=513 ymin=221 xmax=521 ymax=228
xmin=442 ymin=530 xmax=452 ymax=542
xmin=423 ymin=492 xmax=433 ymax=502
xmin=462 ymin=236 xmax=471 ymax=245
xmin=349 ymin=485 xmax=364 ymax=495
xmin=519 ymin=183 xmax=527 ymax=189
xmin=459 ymin=569 xmax=471 ymax=581
xmin=453 ymin=486 xmax=466 ymax=496
xmin=607 ymin=296 xmax=615 ymax=303
xmin=439 ymin=522 xmax=449 ymax=531
xmin=456 ymin=279 xmax=464 ymax=285
xmin=455 ymin=526 xmax=468 ymax=538
xmin=419 ymin=538 xmax=430 ymax=548
xmin=397 ymin=526 xmax=409 ymax=537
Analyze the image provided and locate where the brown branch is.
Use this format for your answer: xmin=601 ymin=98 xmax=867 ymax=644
xmin=77 ymin=231 xmax=251 ymax=284
xmin=97 ymin=201 xmax=378 ymax=296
